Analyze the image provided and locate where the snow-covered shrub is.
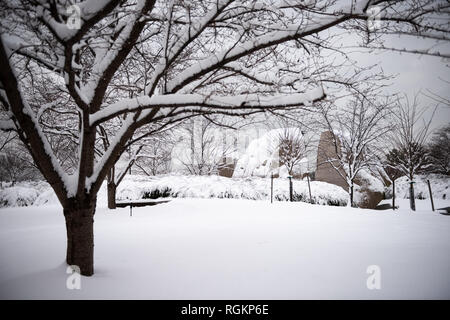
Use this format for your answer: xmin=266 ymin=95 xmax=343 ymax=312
xmin=385 ymin=174 xmax=450 ymax=200
xmin=0 ymin=180 xmax=55 ymax=207
xmin=142 ymin=188 xmax=172 ymax=199
xmin=0 ymin=186 xmax=40 ymax=207
xmin=33 ymin=189 xmax=59 ymax=206
xmin=117 ymin=175 xmax=348 ymax=206
xmin=0 ymin=175 xmax=349 ymax=208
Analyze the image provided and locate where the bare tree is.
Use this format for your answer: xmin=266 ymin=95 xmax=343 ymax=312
xmin=0 ymin=131 xmax=16 ymax=153
xmin=277 ymin=128 xmax=305 ymax=176
xmin=0 ymin=0 xmax=448 ymax=275
xmin=174 ymin=117 xmax=233 ymax=175
xmin=101 ymin=133 xmax=143 ymax=209
xmin=101 ymin=130 xmax=174 ymax=209
xmin=318 ymin=95 xmax=395 ymax=206
xmin=134 ymin=135 xmax=175 ymax=177
xmin=0 ymin=142 xmax=41 ymax=185
xmin=270 ymin=127 xmax=314 ymax=177
xmin=386 ymin=94 xmax=437 ymax=210
xmin=428 ymin=123 xmax=450 ymax=175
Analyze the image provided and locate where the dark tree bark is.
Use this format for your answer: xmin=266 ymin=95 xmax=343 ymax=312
xmin=409 ymin=181 xmax=416 ymax=211
xmin=392 ymin=179 xmax=396 ymax=210
xmin=350 ymin=184 xmax=354 ymax=207
xmin=107 ymin=182 xmax=117 ymax=210
xmin=105 ymin=145 xmax=142 ymax=210
xmin=64 ymin=198 xmax=96 ymax=276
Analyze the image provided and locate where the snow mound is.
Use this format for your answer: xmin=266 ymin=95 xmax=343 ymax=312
xmin=233 ymin=128 xmax=307 ymax=178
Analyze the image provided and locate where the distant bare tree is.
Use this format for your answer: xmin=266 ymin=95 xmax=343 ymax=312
xmin=277 ymin=128 xmax=305 ymax=176
xmin=174 ymin=118 xmax=233 ymax=175
xmin=319 ymin=95 xmax=395 ymax=207
xmin=0 ymin=131 xmax=15 ymax=153
xmin=98 ymin=124 xmax=146 ymax=209
xmin=134 ymin=135 xmax=175 ymax=176
xmin=106 ymin=146 xmax=143 ymax=210
xmin=0 ymin=143 xmax=41 ymax=185
xmin=269 ymin=126 xmax=315 ymax=178
xmin=427 ymin=123 xmax=450 ymax=175
xmin=386 ymin=94 xmax=437 ymax=210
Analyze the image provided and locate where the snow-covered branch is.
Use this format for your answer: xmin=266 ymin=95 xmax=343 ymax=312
xmin=90 ymin=88 xmax=324 ymax=126
xmin=0 ymin=119 xmax=16 ymax=131
xmin=0 ymin=36 xmax=75 ymax=202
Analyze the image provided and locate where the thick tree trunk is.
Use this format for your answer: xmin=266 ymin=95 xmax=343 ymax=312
xmin=64 ymin=200 xmax=96 ymax=276
xmin=107 ymin=182 xmax=117 ymax=209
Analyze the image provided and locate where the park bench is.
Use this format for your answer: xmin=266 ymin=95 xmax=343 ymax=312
xmin=116 ymin=200 xmax=171 ymax=216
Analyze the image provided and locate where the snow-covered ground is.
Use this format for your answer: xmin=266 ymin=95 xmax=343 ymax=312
xmin=378 ymin=198 xmax=450 ymax=212
xmin=0 ymin=198 xmax=449 ymax=299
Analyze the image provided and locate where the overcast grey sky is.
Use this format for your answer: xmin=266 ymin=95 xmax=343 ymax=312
xmin=241 ymin=11 xmax=450 ymax=141
xmin=347 ymin=34 xmax=450 ymax=133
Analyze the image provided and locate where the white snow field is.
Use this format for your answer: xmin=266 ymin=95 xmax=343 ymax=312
xmin=0 ymin=198 xmax=449 ymax=299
